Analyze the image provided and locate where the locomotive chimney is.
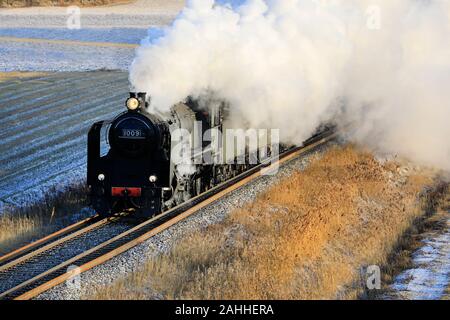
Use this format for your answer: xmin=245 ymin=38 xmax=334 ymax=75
xmin=127 ymin=92 xmax=150 ymax=110
xmin=137 ymin=92 xmax=146 ymax=101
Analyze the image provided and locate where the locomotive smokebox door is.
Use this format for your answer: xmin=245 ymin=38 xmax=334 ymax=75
xmin=87 ymin=93 xmax=171 ymax=218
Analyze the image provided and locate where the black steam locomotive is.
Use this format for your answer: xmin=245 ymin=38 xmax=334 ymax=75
xmin=87 ymin=92 xmax=335 ymax=218
xmin=87 ymin=92 xmax=274 ymax=217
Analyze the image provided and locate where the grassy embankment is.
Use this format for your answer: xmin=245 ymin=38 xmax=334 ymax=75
xmin=89 ymin=145 xmax=448 ymax=300
xmin=0 ymin=184 xmax=89 ymax=256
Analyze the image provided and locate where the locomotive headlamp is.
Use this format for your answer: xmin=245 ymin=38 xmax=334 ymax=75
xmin=149 ymin=175 xmax=158 ymax=183
xmin=98 ymin=174 xmax=105 ymax=181
xmin=126 ymin=97 xmax=140 ymax=111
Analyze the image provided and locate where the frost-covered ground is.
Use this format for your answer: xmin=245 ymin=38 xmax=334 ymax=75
xmin=0 ymin=71 xmax=129 ymax=212
xmin=0 ymin=0 xmax=184 ymax=71
xmin=0 ymin=28 xmax=147 ymax=44
xmin=0 ymin=0 xmax=248 ymax=72
xmin=0 ymin=0 xmax=184 ymax=28
xmin=387 ymin=215 xmax=450 ymax=300
xmin=0 ymin=40 xmax=135 ymax=72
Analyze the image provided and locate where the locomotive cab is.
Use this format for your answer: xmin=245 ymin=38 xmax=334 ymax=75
xmin=87 ymin=92 xmax=171 ymax=217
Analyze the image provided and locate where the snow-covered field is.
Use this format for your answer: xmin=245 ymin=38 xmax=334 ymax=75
xmin=0 ymin=40 xmax=135 ymax=72
xmin=0 ymin=71 xmax=129 ymax=211
xmin=0 ymin=0 xmax=184 ymax=71
xmin=0 ymin=0 xmax=248 ymax=71
xmin=0 ymin=28 xmax=147 ymax=44
xmin=0 ymin=0 xmax=184 ymax=28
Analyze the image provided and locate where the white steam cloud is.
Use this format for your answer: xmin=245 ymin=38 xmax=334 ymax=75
xmin=130 ymin=0 xmax=450 ymax=171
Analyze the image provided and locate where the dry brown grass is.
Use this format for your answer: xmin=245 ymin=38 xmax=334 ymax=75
xmin=0 ymin=72 xmax=47 ymax=83
xmin=89 ymin=145 xmax=444 ymax=300
xmin=0 ymin=213 xmax=40 ymax=245
xmin=443 ymin=286 xmax=450 ymax=300
xmin=0 ymin=184 xmax=90 ymax=255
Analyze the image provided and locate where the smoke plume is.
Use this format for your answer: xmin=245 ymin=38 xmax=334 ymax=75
xmin=130 ymin=0 xmax=450 ymax=171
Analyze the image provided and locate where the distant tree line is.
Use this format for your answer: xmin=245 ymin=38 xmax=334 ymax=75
xmin=0 ymin=0 xmax=129 ymax=7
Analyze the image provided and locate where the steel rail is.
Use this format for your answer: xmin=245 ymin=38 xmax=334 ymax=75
xmin=2 ymin=130 xmax=336 ymax=300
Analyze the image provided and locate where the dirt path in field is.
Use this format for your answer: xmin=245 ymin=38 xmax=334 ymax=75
xmin=0 ymin=72 xmax=47 ymax=82
xmin=0 ymin=36 xmax=138 ymax=48
xmin=0 ymin=0 xmax=133 ymax=7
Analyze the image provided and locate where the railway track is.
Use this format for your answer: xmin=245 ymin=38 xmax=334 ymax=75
xmin=0 ymin=215 xmax=101 ymax=267
xmin=0 ymin=129 xmax=337 ymax=300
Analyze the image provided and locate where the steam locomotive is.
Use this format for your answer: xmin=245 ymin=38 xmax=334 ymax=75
xmin=87 ymin=92 xmax=277 ymax=217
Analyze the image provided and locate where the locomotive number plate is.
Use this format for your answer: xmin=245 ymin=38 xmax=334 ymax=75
xmin=120 ymin=129 xmax=144 ymax=139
